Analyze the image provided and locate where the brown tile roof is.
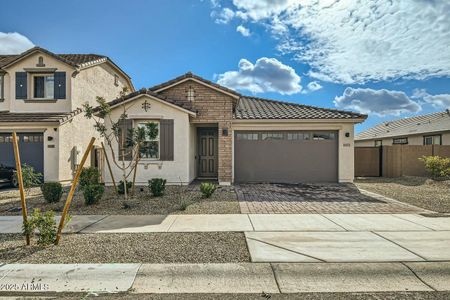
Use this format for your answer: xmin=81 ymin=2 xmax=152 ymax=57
xmin=149 ymin=72 xmax=241 ymax=97
xmin=356 ymin=110 xmax=450 ymax=140
xmin=105 ymin=88 xmax=196 ymax=113
xmin=235 ymin=96 xmax=367 ymax=120
xmin=0 ymin=109 xmax=82 ymax=124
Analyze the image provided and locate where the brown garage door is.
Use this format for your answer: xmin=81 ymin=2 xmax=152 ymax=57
xmin=234 ymin=131 xmax=338 ymax=183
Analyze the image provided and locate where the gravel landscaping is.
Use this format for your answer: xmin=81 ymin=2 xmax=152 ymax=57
xmin=0 ymin=232 xmax=250 ymax=264
xmin=355 ymin=176 xmax=450 ymax=213
xmin=0 ymin=184 xmax=240 ymax=215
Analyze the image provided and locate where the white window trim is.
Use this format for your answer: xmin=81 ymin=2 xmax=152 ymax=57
xmin=136 ymin=120 xmax=160 ymax=161
xmin=31 ymin=73 xmax=55 ymax=100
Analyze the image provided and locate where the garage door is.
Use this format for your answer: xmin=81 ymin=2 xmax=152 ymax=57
xmin=0 ymin=133 xmax=44 ymax=174
xmin=234 ymin=131 xmax=338 ymax=183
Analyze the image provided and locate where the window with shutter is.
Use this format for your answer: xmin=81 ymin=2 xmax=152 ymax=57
xmin=15 ymin=72 xmax=27 ymax=99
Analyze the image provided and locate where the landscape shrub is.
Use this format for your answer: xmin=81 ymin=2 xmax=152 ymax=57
xmin=21 ymin=164 xmax=43 ymax=194
xmin=118 ymin=180 xmax=132 ymax=195
xmin=83 ymin=184 xmax=105 ymax=205
xmin=22 ymin=209 xmax=58 ymax=246
xmin=149 ymin=178 xmax=167 ymax=197
xmin=419 ymin=156 xmax=450 ymax=179
xmin=41 ymin=182 xmax=63 ymax=203
xmin=79 ymin=167 xmax=101 ymax=188
xmin=200 ymin=182 xmax=216 ymax=198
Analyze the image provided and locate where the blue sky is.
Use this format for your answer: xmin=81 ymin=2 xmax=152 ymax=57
xmin=1 ymin=0 xmax=449 ymax=133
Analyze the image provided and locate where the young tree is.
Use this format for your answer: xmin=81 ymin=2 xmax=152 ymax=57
xmin=83 ymin=88 xmax=158 ymax=200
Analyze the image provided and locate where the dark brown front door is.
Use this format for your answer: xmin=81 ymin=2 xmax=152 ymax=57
xmin=198 ymin=128 xmax=218 ymax=178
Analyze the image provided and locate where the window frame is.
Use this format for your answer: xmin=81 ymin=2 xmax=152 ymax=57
xmin=423 ymin=134 xmax=442 ymax=145
xmin=31 ymin=73 xmax=55 ymax=100
xmin=136 ymin=120 xmax=160 ymax=160
xmin=393 ymin=137 xmax=408 ymax=145
xmin=187 ymin=86 xmax=195 ymax=102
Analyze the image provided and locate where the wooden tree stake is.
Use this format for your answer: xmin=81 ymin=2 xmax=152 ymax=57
xmin=101 ymin=142 xmax=117 ymax=194
xmin=55 ymin=137 xmax=96 ymax=245
xmin=12 ymin=132 xmax=30 ymax=245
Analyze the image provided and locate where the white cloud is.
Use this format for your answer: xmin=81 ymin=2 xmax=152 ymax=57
xmin=307 ymin=81 xmax=322 ymax=92
xmin=222 ymin=0 xmax=450 ymax=83
xmin=217 ymin=57 xmax=302 ymax=95
xmin=236 ymin=25 xmax=251 ymax=37
xmin=212 ymin=7 xmax=235 ymax=24
xmin=334 ymin=88 xmax=421 ymax=116
xmin=0 ymin=32 xmax=34 ymax=54
xmin=413 ymin=89 xmax=450 ymax=109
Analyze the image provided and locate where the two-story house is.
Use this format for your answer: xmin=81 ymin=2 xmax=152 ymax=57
xmin=0 ymin=47 xmax=134 ymax=183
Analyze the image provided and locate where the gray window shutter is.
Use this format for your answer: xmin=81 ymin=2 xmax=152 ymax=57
xmin=15 ymin=72 xmax=27 ymax=99
xmin=160 ymin=119 xmax=174 ymax=161
xmin=54 ymin=72 xmax=66 ymax=99
xmin=118 ymin=119 xmax=133 ymax=161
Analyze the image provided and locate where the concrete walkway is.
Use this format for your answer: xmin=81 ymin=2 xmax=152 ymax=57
xmin=0 ymin=262 xmax=449 ymax=293
xmin=1 ymin=213 xmax=449 ymax=233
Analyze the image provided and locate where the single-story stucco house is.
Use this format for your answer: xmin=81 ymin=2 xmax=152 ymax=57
xmin=104 ymin=72 xmax=367 ymax=186
xmin=355 ymin=110 xmax=450 ymax=147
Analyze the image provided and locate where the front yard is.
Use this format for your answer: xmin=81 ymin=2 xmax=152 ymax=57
xmin=0 ymin=184 xmax=240 ymax=215
xmin=355 ymin=176 xmax=450 ymax=213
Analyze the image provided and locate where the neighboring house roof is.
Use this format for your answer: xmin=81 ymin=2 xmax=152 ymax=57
xmin=0 ymin=109 xmax=82 ymax=125
xmin=0 ymin=47 xmax=134 ymax=91
xmin=235 ymin=96 xmax=367 ymax=120
xmin=356 ymin=110 xmax=450 ymax=141
xmin=104 ymin=88 xmax=196 ymax=114
xmin=149 ymin=71 xmax=241 ymax=98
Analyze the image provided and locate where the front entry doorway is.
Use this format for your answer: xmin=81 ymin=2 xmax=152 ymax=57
xmin=197 ymin=128 xmax=218 ymax=178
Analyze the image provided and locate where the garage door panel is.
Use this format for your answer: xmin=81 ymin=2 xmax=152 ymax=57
xmin=0 ymin=133 xmax=44 ymax=175
xmin=234 ymin=131 xmax=338 ymax=183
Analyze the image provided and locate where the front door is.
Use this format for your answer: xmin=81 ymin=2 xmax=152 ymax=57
xmin=198 ymin=128 xmax=218 ymax=178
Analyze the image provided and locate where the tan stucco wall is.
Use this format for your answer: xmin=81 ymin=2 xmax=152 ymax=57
xmin=3 ymin=52 xmax=74 ymax=112
xmin=71 ymin=63 xmax=131 ymax=110
xmin=58 ymin=114 xmax=100 ymax=182
xmin=104 ymin=95 xmax=192 ymax=185
xmin=231 ymin=121 xmax=358 ymax=183
xmin=355 ymin=131 xmax=450 ymax=147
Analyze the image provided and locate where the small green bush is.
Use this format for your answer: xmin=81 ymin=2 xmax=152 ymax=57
xmin=149 ymin=178 xmax=167 ymax=197
xmin=419 ymin=156 xmax=450 ymax=179
xmin=21 ymin=164 xmax=42 ymax=194
xmin=23 ymin=209 xmax=57 ymax=246
xmin=118 ymin=180 xmax=132 ymax=194
xmin=79 ymin=167 xmax=101 ymax=188
xmin=83 ymin=184 xmax=105 ymax=205
xmin=200 ymin=182 xmax=216 ymax=198
xmin=41 ymin=182 xmax=63 ymax=203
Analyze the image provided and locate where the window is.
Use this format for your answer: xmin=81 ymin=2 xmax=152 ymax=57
xmin=236 ymin=133 xmax=258 ymax=140
xmin=187 ymin=86 xmax=195 ymax=101
xmin=114 ymin=74 xmax=119 ymax=86
xmin=33 ymin=74 xmax=54 ymax=99
xmin=0 ymin=135 xmax=12 ymax=143
xmin=261 ymin=132 xmax=284 ymax=140
xmin=23 ymin=135 xmax=43 ymax=143
xmin=0 ymin=74 xmax=4 ymax=99
xmin=287 ymin=132 xmax=310 ymax=140
xmin=393 ymin=137 xmax=408 ymax=144
xmin=312 ymin=132 xmax=336 ymax=140
xmin=424 ymin=135 xmax=441 ymax=145
xmin=374 ymin=140 xmax=382 ymax=147
xmin=137 ymin=121 xmax=160 ymax=159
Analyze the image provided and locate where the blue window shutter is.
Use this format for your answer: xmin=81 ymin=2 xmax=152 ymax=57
xmin=15 ymin=72 xmax=27 ymax=99
xmin=54 ymin=72 xmax=66 ymax=99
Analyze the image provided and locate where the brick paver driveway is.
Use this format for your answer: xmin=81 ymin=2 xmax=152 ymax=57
xmin=236 ymin=183 xmax=426 ymax=214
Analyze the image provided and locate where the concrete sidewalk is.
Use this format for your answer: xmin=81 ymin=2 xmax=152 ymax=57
xmin=1 ymin=213 xmax=449 ymax=233
xmin=0 ymin=262 xmax=449 ymax=294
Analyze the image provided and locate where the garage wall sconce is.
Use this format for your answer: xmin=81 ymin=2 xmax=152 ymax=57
xmin=47 ymin=136 xmax=54 ymax=141
xmin=222 ymin=128 xmax=228 ymax=136
xmin=345 ymin=132 xmax=350 ymax=138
